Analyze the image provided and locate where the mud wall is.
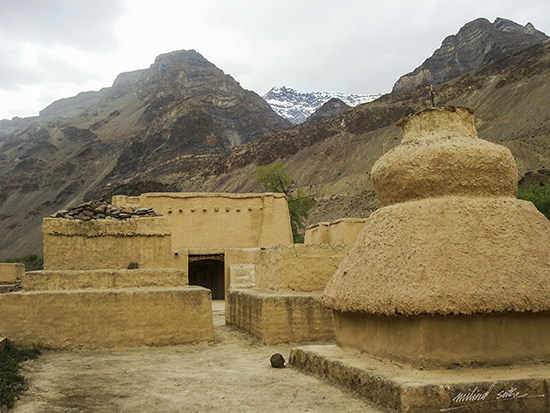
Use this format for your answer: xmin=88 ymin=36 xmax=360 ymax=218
xmin=0 ymin=263 xmax=25 ymax=281
xmin=42 ymin=217 xmax=172 ymax=270
xmin=0 ymin=286 xmax=213 ymax=349
xmin=112 ymin=193 xmax=293 ymax=250
xmin=22 ymin=268 xmax=188 ymax=291
xmin=305 ymin=218 xmax=366 ymax=245
xmin=255 ymin=244 xmax=350 ymax=292
xmin=333 ymin=310 xmax=550 ymax=368
xmin=227 ymin=289 xmax=334 ymax=344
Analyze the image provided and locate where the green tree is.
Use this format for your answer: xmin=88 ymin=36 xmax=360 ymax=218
xmin=256 ymin=162 xmax=315 ymax=243
xmin=517 ymin=183 xmax=550 ymax=220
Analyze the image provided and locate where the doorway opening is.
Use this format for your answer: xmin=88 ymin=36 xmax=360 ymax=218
xmin=188 ymin=254 xmax=225 ymax=300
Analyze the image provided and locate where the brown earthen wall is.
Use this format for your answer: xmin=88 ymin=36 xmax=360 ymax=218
xmin=22 ymin=269 xmax=188 ymax=291
xmin=305 ymin=219 xmax=366 ymax=245
xmin=333 ymin=310 xmax=550 ymax=368
xmin=327 ymin=219 xmax=367 ymax=244
xmin=42 ymin=217 xmax=172 ymax=270
xmin=304 ymin=223 xmax=330 ymax=244
xmin=0 ymin=286 xmax=213 ymax=349
xmin=255 ymin=244 xmax=350 ymax=292
xmin=227 ymin=289 xmax=334 ymax=344
xmin=112 ymin=193 xmax=293 ymax=250
xmin=0 ymin=263 xmax=25 ymax=281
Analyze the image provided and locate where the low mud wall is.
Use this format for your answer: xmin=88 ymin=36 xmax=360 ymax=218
xmin=0 ymin=263 xmax=25 ymax=281
xmin=227 ymin=289 xmax=334 ymax=344
xmin=305 ymin=218 xmax=366 ymax=245
xmin=22 ymin=268 xmax=188 ymax=291
xmin=0 ymin=286 xmax=213 ymax=349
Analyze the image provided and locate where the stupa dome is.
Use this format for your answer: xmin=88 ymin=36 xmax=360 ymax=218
xmin=323 ymin=107 xmax=550 ymax=317
xmin=371 ymin=107 xmax=518 ymax=207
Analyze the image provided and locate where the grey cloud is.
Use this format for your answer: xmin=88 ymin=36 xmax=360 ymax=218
xmin=2 ymin=0 xmax=550 ymax=120
xmin=0 ymin=0 xmax=127 ymax=51
xmin=0 ymin=0 xmax=126 ymax=92
xmin=208 ymin=0 xmax=550 ymax=95
xmin=198 ymin=0 xmax=458 ymax=94
xmin=0 ymin=46 xmax=101 ymax=91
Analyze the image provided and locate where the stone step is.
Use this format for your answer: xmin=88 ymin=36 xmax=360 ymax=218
xmin=0 ymin=281 xmax=20 ymax=294
xmin=290 ymin=345 xmax=550 ymax=413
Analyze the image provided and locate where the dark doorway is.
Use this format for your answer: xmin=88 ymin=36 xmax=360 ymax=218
xmin=188 ymin=255 xmax=225 ymax=299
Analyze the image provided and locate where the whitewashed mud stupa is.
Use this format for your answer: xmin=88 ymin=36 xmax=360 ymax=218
xmin=291 ymin=107 xmax=550 ymax=413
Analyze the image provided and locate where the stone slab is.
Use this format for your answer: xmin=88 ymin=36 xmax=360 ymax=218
xmin=290 ymin=345 xmax=550 ymax=413
xmin=229 ymin=263 xmax=256 ymax=288
xmin=22 ymin=268 xmax=188 ymax=291
xmin=0 ymin=286 xmax=213 ymax=349
xmin=226 ymin=289 xmax=334 ymax=345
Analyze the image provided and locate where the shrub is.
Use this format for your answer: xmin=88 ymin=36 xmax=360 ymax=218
xmin=517 ymin=183 xmax=550 ymax=220
xmin=0 ymin=342 xmax=41 ymax=409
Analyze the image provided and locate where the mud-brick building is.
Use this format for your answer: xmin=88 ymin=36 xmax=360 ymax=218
xmin=1 ymin=189 xmax=363 ymax=349
xmin=111 ymin=192 xmax=293 ymax=299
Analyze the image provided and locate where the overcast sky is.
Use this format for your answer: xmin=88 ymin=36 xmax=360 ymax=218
xmin=1 ymin=0 xmax=549 ymax=120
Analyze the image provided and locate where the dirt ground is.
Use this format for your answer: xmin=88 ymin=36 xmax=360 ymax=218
xmin=9 ymin=302 xmax=387 ymax=413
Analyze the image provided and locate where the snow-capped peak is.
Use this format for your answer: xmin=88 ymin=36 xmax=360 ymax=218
xmin=263 ymin=86 xmax=381 ymax=125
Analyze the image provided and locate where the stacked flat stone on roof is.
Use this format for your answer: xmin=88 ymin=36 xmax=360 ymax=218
xmin=50 ymin=199 xmax=162 ymax=221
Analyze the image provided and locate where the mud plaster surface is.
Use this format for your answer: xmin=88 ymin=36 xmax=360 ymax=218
xmin=8 ymin=303 xmax=384 ymax=413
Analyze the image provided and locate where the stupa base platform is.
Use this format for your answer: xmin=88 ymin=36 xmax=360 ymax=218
xmin=289 ymin=345 xmax=549 ymax=413
xmin=226 ymin=289 xmax=334 ymax=345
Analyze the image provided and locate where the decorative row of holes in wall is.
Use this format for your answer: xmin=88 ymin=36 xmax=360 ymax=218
xmin=166 ymin=207 xmax=262 ymax=213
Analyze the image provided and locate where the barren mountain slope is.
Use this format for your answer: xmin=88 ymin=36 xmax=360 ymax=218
xmin=182 ymin=42 xmax=550 ymax=226
xmin=0 ymin=50 xmax=290 ymax=259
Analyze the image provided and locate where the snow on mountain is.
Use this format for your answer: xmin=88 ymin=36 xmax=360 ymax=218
xmin=263 ymin=86 xmax=381 ymax=125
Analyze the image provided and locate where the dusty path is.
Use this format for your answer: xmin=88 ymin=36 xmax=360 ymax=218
xmin=10 ymin=302 xmax=387 ymax=413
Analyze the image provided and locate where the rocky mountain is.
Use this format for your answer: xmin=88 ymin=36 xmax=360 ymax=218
xmin=392 ymin=17 xmax=549 ymax=94
xmin=263 ymin=86 xmax=381 ymax=124
xmin=0 ymin=50 xmax=290 ymax=259
xmin=305 ymin=98 xmax=351 ymax=124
